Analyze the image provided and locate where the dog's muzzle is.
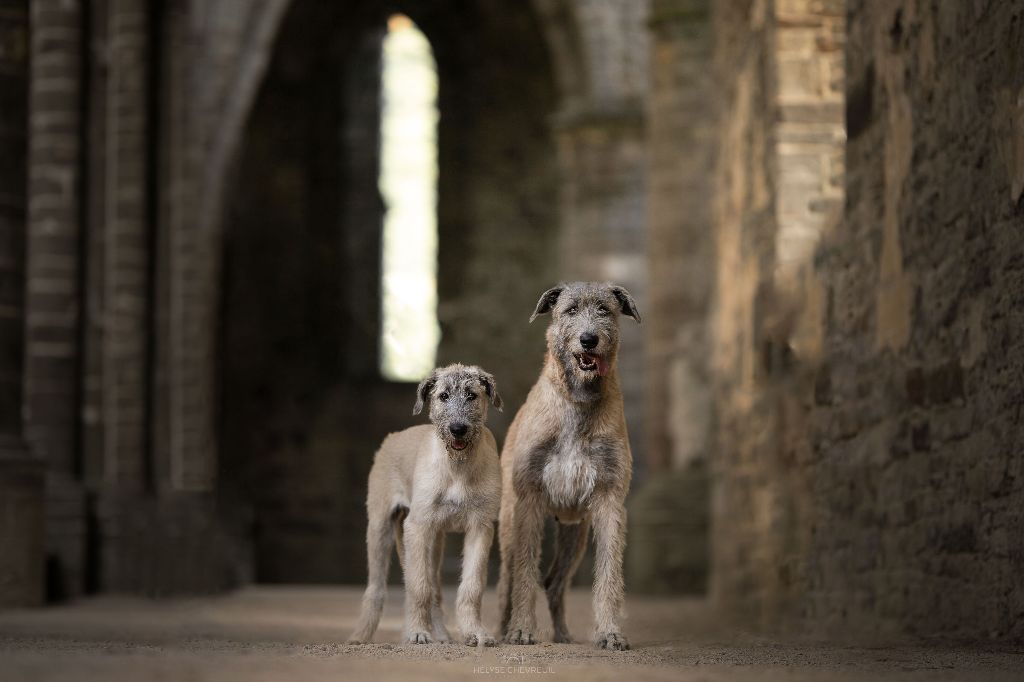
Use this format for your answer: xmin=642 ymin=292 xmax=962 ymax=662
xmin=575 ymin=352 xmax=608 ymax=377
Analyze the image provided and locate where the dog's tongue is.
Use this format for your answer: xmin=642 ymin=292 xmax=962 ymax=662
xmin=594 ymin=355 xmax=609 ymax=377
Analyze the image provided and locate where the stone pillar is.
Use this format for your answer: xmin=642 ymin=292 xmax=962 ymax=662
xmin=554 ymin=101 xmax=648 ymax=466
xmin=644 ymin=0 xmax=714 ymax=475
xmin=86 ymin=0 xmax=152 ymax=593
xmin=25 ymin=0 xmax=86 ymax=600
xmin=102 ymin=0 xmax=149 ymax=492
xmin=165 ymin=1 xmax=215 ymax=494
xmin=0 ymin=0 xmax=45 ymax=609
xmin=626 ymin=0 xmax=715 ymax=595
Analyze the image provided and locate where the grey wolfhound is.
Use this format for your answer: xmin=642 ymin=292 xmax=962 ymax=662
xmin=497 ymin=282 xmax=641 ymax=650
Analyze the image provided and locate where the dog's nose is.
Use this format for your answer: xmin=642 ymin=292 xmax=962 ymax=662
xmin=449 ymin=423 xmax=469 ymax=438
xmin=580 ymin=332 xmax=599 ymax=349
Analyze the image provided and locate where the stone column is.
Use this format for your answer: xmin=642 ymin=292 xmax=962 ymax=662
xmin=25 ymin=0 xmax=86 ymax=600
xmin=87 ymin=0 xmax=152 ymax=593
xmin=0 ymin=0 xmax=45 ymax=609
xmin=644 ymin=0 xmax=714 ymax=476
xmin=627 ymin=0 xmax=715 ymax=595
xmin=102 ymin=0 xmax=150 ymax=492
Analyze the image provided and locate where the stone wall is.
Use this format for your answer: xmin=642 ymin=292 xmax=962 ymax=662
xmin=707 ymin=0 xmax=786 ymax=623
xmin=804 ymin=0 xmax=1024 ymax=638
xmin=707 ymin=0 xmax=1024 ymax=639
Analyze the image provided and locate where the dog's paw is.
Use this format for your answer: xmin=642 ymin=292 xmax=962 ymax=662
xmin=503 ymin=628 xmax=537 ymax=645
xmin=346 ymin=638 xmax=365 ymax=645
xmin=465 ymin=631 xmax=496 ymax=647
xmin=595 ymin=631 xmax=629 ymax=650
xmin=407 ymin=631 xmax=433 ymax=645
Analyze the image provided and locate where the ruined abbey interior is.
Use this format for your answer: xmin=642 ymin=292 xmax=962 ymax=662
xmin=1 ymin=0 xmax=1023 ymax=664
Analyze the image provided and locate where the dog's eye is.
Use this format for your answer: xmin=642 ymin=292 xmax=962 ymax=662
xmin=597 ymin=305 xmax=610 ymax=316
xmin=465 ymin=392 xmax=476 ymax=401
xmin=566 ymin=305 xmax=579 ymax=315
xmin=439 ymin=391 xmax=450 ymax=402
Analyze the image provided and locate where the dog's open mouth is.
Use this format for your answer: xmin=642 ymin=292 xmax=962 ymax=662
xmin=576 ymin=352 xmax=609 ymax=377
xmin=450 ymin=439 xmax=469 ymax=451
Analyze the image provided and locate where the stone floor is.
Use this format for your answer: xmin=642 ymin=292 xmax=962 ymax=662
xmin=1 ymin=586 xmax=1022 ymax=681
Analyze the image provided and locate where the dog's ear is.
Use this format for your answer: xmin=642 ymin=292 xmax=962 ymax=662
xmin=412 ymin=370 xmax=438 ymax=415
xmin=476 ymin=369 xmax=503 ymax=412
xmin=530 ymin=285 xmax=563 ymax=322
xmin=609 ymin=285 xmax=642 ymax=323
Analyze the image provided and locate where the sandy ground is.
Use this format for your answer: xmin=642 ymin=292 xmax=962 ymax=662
xmin=0 ymin=586 xmax=1022 ymax=681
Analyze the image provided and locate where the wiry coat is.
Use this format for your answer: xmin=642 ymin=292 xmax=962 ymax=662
xmin=348 ymin=364 xmax=502 ymax=646
xmin=497 ymin=282 xmax=640 ymax=650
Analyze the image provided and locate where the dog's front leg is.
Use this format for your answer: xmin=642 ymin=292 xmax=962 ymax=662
xmin=456 ymin=520 xmax=496 ymax=646
xmin=591 ymin=493 xmax=629 ymax=650
xmin=503 ymin=494 xmax=544 ymax=644
xmin=403 ymin=519 xmax=435 ymax=644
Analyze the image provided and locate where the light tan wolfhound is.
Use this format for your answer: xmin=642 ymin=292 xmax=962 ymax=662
xmin=348 ymin=364 xmax=502 ymax=647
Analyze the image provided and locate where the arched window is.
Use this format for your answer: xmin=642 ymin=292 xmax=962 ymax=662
xmin=379 ymin=14 xmax=440 ymax=381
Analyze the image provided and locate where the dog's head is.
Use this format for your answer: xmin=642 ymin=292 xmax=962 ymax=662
xmin=531 ymin=282 xmax=641 ymax=401
xmin=412 ymin=364 xmax=502 ymax=456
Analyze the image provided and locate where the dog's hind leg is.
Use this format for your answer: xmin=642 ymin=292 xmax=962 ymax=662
xmin=497 ymin=486 xmax=514 ymax=637
xmin=347 ymin=510 xmax=396 ymax=644
xmin=544 ymin=518 xmax=590 ymax=643
xmin=430 ymin=530 xmax=452 ymax=642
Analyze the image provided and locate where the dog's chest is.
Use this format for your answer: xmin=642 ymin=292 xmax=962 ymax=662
xmin=542 ymin=444 xmax=597 ymax=510
xmin=431 ymin=475 xmax=481 ymax=528
xmin=438 ymin=477 xmax=469 ymax=509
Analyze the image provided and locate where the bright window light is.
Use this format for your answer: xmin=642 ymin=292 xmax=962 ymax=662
xmin=379 ymin=14 xmax=440 ymax=381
